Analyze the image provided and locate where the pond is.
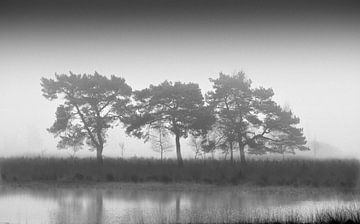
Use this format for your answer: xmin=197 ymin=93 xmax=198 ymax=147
xmin=0 ymin=183 xmax=359 ymax=224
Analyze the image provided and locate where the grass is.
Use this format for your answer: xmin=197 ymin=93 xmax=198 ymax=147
xmin=232 ymin=208 xmax=360 ymax=224
xmin=0 ymin=157 xmax=359 ymax=187
xmin=133 ymin=207 xmax=360 ymax=224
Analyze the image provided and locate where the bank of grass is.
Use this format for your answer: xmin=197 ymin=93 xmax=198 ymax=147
xmin=202 ymin=208 xmax=360 ymax=224
xmin=232 ymin=208 xmax=360 ymax=224
xmin=129 ymin=208 xmax=360 ymax=224
xmin=190 ymin=209 xmax=360 ymax=224
xmin=0 ymin=157 xmax=359 ymax=187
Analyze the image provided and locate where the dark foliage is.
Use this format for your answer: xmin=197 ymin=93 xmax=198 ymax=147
xmin=41 ymin=72 xmax=132 ymax=165
xmin=205 ymin=72 xmax=308 ymax=164
xmin=123 ymin=81 xmax=214 ymax=166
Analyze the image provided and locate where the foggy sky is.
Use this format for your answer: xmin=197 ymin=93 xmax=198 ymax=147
xmin=1 ymin=0 xmax=360 ymax=158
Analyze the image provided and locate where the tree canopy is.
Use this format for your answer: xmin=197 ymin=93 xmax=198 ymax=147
xmin=41 ymin=72 xmax=132 ymax=165
xmin=206 ymin=72 xmax=308 ymax=163
xmin=40 ymin=70 xmax=308 ymax=166
xmin=124 ymin=80 xmax=214 ymax=166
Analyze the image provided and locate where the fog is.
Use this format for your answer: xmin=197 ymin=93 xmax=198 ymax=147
xmin=1 ymin=0 xmax=360 ymax=159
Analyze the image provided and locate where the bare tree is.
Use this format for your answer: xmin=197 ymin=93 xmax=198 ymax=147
xmin=119 ymin=142 xmax=125 ymax=158
xmin=188 ymin=136 xmax=204 ymax=160
xmin=40 ymin=148 xmax=48 ymax=157
xmin=67 ymin=144 xmax=81 ymax=159
xmin=150 ymin=123 xmax=173 ymax=162
xmin=312 ymin=135 xmax=319 ymax=158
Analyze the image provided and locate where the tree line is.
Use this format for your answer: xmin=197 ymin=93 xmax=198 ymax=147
xmin=41 ymin=71 xmax=308 ymax=167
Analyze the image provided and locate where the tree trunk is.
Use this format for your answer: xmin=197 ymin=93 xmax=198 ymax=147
xmin=161 ymin=149 xmax=163 ymax=163
xmin=229 ymin=141 xmax=234 ymax=164
xmin=160 ymin=131 xmax=163 ymax=163
xmin=239 ymin=143 xmax=246 ymax=164
xmin=175 ymin=134 xmax=183 ymax=167
xmin=96 ymin=146 xmax=103 ymax=167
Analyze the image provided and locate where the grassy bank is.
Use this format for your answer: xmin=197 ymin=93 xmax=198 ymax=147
xmin=181 ymin=209 xmax=360 ymax=224
xmin=188 ymin=208 xmax=360 ymax=224
xmin=216 ymin=208 xmax=360 ymax=224
xmin=0 ymin=157 xmax=359 ymax=187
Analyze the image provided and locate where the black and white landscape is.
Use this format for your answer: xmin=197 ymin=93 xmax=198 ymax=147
xmin=1 ymin=0 xmax=360 ymax=223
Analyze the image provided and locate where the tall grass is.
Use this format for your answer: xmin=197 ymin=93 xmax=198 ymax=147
xmin=209 ymin=208 xmax=360 ymax=224
xmin=129 ymin=206 xmax=360 ymax=224
xmin=236 ymin=208 xmax=360 ymax=224
xmin=0 ymin=157 xmax=359 ymax=187
xmin=98 ymin=206 xmax=360 ymax=224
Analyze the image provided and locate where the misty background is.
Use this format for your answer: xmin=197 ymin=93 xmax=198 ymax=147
xmin=0 ymin=0 xmax=359 ymax=158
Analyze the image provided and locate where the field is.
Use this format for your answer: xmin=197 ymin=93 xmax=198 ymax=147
xmin=1 ymin=157 xmax=359 ymax=188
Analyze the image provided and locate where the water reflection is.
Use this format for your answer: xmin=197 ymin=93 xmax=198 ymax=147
xmin=51 ymin=190 xmax=103 ymax=224
xmin=175 ymin=195 xmax=180 ymax=223
xmin=0 ymin=184 xmax=360 ymax=224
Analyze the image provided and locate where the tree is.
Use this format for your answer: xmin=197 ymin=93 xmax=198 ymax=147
xmin=198 ymin=128 xmax=228 ymax=160
xmin=62 ymin=129 xmax=83 ymax=159
xmin=124 ymin=81 xmax=214 ymax=167
xmin=150 ymin=121 xmax=173 ymax=162
xmin=41 ymin=72 xmax=132 ymax=166
xmin=207 ymin=72 xmax=308 ymax=164
xmin=119 ymin=142 xmax=125 ymax=158
xmin=188 ymin=136 xmax=203 ymax=160
xmin=247 ymin=91 xmax=309 ymax=156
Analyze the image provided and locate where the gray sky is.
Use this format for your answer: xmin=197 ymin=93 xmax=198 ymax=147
xmin=0 ymin=0 xmax=360 ymax=158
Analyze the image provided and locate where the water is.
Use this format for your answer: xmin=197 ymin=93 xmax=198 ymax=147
xmin=0 ymin=183 xmax=359 ymax=224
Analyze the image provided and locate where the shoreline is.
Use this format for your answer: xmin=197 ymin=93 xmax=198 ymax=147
xmin=1 ymin=181 xmax=359 ymax=194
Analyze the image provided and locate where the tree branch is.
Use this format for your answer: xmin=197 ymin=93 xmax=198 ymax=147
xmin=73 ymin=101 xmax=100 ymax=148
